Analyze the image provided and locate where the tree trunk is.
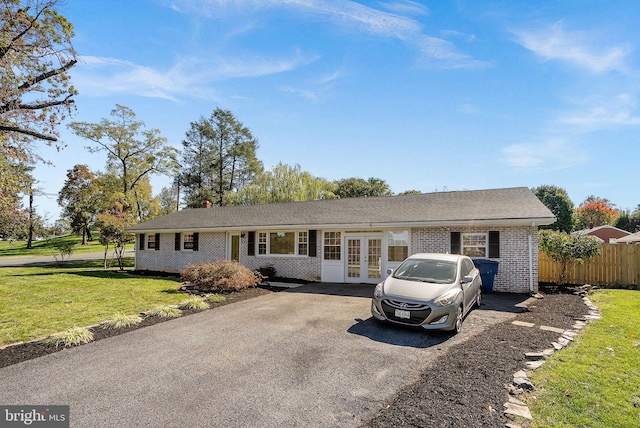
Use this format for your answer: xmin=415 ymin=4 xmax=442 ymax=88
xmin=26 ymin=188 xmax=34 ymax=249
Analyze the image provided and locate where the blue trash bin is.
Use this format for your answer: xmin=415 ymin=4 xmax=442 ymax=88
xmin=472 ymin=259 xmax=499 ymax=294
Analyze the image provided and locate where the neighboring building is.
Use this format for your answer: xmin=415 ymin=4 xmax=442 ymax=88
xmin=573 ymin=225 xmax=631 ymax=244
xmin=128 ymin=187 xmax=555 ymax=293
xmin=616 ymin=232 xmax=640 ymax=244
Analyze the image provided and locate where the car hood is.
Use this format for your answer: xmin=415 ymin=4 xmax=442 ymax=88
xmin=382 ymin=276 xmax=457 ymax=301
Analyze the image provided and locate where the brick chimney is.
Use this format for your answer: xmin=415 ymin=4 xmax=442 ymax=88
xmin=203 ymin=200 xmax=212 ymax=208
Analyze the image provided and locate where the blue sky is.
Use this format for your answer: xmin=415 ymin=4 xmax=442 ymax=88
xmin=30 ymin=0 xmax=640 ymax=220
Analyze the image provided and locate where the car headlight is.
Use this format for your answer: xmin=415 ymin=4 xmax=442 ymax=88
xmin=374 ymin=282 xmax=383 ymax=298
xmin=433 ymin=289 xmax=461 ymax=307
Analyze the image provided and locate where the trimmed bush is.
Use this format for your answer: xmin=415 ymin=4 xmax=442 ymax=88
xmin=147 ymin=306 xmax=182 ymax=318
xmin=205 ymin=293 xmax=227 ymax=303
xmin=101 ymin=313 xmax=143 ymax=329
xmin=257 ymin=264 xmax=276 ymax=279
xmin=180 ymin=260 xmax=261 ymax=293
xmin=177 ymin=296 xmax=210 ymax=310
xmin=47 ymin=327 xmax=94 ymax=348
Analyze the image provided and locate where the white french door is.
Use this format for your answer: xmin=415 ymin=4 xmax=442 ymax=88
xmin=345 ymin=236 xmax=383 ymax=283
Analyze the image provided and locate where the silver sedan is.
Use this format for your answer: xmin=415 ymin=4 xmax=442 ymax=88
xmin=371 ymin=253 xmax=482 ymax=334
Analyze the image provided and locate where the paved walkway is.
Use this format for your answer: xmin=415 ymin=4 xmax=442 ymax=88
xmin=0 ymin=249 xmax=135 ymax=267
xmin=0 ymin=284 xmax=529 ymax=427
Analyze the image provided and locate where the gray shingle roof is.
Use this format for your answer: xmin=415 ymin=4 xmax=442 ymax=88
xmin=128 ymin=187 xmax=555 ymax=232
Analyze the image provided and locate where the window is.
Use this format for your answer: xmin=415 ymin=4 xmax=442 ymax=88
xmin=270 ymin=232 xmax=295 ymax=255
xmin=323 ymin=231 xmax=341 ymax=260
xmin=146 ymin=234 xmax=156 ymax=250
xmin=462 ymin=233 xmax=487 ymax=258
xmin=298 ymin=231 xmax=308 ymax=256
xmin=258 ymin=233 xmax=267 ymax=255
xmin=183 ymin=233 xmax=194 ymax=250
xmin=387 ymin=230 xmax=409 ymax=262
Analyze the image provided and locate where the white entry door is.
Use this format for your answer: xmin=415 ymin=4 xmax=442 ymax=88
xmin=345 ymin=236 xmax=383 ymax=283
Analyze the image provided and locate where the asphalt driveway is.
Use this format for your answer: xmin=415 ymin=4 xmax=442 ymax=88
xmin=0 ymin=284 xmax=529 ymax=427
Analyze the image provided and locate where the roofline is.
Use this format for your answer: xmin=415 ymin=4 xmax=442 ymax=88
xmin=128 ymin=217 xmax=555 ymax=233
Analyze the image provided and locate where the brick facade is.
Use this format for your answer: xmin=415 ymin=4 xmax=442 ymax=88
xmin=135 ymin=226 xmax=539 ymax=293
xmin=410 ymin=226 xmax=539 ymax=293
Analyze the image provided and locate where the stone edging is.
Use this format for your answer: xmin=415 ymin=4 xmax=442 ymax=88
xmin=503 ymin=293 xmax=601 ymax=427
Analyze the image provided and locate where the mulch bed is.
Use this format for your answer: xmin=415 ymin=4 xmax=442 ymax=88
xmin=360 ymin=288 xmax=589 ymax=428
xmin=0 ymin=285 xmax=279 ymax=369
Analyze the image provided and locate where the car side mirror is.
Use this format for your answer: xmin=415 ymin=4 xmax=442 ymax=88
xmin=461 ymin=275 xmax=473 ymax=284
xmin=386 ymin=268 xmax=394 ymax=275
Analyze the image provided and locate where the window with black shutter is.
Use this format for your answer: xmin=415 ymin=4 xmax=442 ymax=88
xmin=450 ymin=232 xmax=461 ymax=254
xmin=139 ymin=234 xmax=144 ymax=250
xmin=247 ymin=231 xmax=255 ymax=256
xmin=308 ymin=230 xmax=317 ymax=257
xmin=193 ymin=233 xmax=199 ymax=251
xmin=154 ymin=233 xmax=160 ymax=250
xmin=489 ymin=231 xmax=500 ymax=258
xmin=175 ymin=233 xmax=180 ymax=251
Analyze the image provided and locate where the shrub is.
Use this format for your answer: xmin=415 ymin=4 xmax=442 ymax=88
xmin=205 ymin=294 xmax=227 ymax=303
xmin=177 ymin=296 xmax=210 ymax=310
xmin=47 ymin=327 xmax=94 ymax=348
xmin=101 ymin=313 xmax=143 ymax=329
xmin=180 ymin=260 xmax=261 ymax=293
xmin=147 ymin=306 xmax=182 ymax=318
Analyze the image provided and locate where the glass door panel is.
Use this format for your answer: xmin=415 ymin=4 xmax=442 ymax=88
xmin=367 ymin=238 xmax=382 ymax=279
xmin=347 ymin=238 xmax=361 ymax=278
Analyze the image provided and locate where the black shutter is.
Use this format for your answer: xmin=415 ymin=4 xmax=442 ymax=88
xmin=308 ymin=230 xmax=317 ymax=257
xmin=489 ymin=231 xmax=500 ymax=258
xmin=248 ymin=231 xmax=255 ymax=256
xmin=139 ymin=234 xmax=144 ymax=250
xmin=450 ymin=232 xmax=461 ymax=254
xmin=175 ymin=233 xmax=180 ymax=251
xmin=193 ymin=233 xmax=199 ymax=251
xmin=155 ymin=233 xmax=160 ymax=250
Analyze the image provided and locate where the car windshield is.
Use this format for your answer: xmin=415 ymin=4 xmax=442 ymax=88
xmin=392 ymin=259 xmax=457 ymax=284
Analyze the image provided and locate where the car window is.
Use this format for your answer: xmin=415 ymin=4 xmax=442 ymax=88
xmin=461 ymin=259 xmax=474 ymax=277
xmin=392 ymin=259 xmax=457 ymax=284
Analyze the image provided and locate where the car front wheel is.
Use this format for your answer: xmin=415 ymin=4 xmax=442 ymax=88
xmin=453 ymin=305 xmax=463 ymax=334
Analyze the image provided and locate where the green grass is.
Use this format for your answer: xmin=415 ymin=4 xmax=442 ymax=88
xmin=0 ymin=259 xmax=185 ymax=346
xmin=528 ymin=289 xmax=640 ymax=427
xmin=0 ymin=233 xmax=110 ymax=257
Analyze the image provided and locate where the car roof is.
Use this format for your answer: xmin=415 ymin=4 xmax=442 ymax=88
xmin=407 ymin=253 xmax=466 ymax=263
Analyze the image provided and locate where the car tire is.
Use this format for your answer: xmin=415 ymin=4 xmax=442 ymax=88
xmin=453 ymin=305 xmax=463 ymax=334
xmin=475 ymin=289 xmax=482 ymax=308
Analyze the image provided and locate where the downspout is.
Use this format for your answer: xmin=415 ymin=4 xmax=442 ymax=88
xmin=528 ymin=234 xmax=534 ymax=294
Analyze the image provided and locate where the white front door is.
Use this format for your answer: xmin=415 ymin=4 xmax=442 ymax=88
xmin=345 ymin=236 xmax=383 ymax=283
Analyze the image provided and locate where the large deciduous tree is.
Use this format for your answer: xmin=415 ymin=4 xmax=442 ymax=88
xmin=1 ymin=0 xmax=77 ymax=156
xmin=532 ymin=185 xmax=575 ymax=233
xmin=68 ymin=105 xmax=177 ymax=222
xmin=574 ymin=195 xmax=617 ymax=230
xmin=333 ymin=177 xmax=392 ymax=198
xmin=225 ymin=162 xmax=336 ymax=205
xmin=57 ymin=164 xmax=99 ymax=245
xmin=180 ymin=108 xmax=262 ymax=208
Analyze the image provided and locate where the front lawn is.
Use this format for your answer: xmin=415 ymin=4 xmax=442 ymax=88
xmin=0 ymin=260 xmax=184 ymax=346
xmin=0 ymin=234 xmax=111 ymax=257
xmin=528 ymin=289 xmax=640 ymax=427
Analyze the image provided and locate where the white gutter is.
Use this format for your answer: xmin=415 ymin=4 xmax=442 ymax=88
xmin=128 ymin=217 xmax=556 ymax=233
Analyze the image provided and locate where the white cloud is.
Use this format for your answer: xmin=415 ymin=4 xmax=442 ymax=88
xmin=558 ymin=93 xmax=640 ymax=130
xmin=512 ymin=22 xmax=630 ymax=73
xmin=459 ymin=104 xmax=479 ymax=114
xmin=169 ymin=0 xmax=485 ymax=69
xmin=74 ymin=53 xmax=315 ymax=101
xmin=501 ymin=138 xmax=588 ymax=169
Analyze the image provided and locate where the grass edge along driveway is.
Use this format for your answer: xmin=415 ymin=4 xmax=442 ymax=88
xmin=527 ymin=289 xmax=640 ymax=427
xmin=0 ymin=260 xmax=184 ymax=346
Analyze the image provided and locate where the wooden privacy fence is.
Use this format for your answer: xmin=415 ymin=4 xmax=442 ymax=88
xmin=538 ymin=244 xmax=640 ymax=286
